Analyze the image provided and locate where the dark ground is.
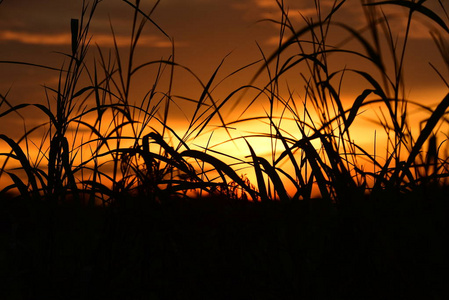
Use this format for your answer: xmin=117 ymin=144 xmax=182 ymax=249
xmin=1 ymin=188 xmax=449 ymax=299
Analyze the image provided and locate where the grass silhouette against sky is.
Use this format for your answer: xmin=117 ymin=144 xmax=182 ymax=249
xmin=1 ymin=0 xmax=449 ymax=201
xmin=1 ymin=0 xmax=449 ymax=299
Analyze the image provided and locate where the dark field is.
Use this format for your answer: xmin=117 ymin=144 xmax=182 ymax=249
xmin=2 ymin=188 xmax=449 ymax=299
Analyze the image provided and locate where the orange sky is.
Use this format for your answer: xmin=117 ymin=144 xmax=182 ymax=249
xmin=1 ymin=0 xmax=449 ymax=196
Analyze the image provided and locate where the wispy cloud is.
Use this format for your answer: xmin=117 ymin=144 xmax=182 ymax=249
xmin=0 ymin=30 xmax=71 ymax=45
xmin=92 ymin=34 xmax=176 ymax=48
xmin=241 ymin=0 xmax=336 ymax=20
xmin=0 ymin=30 xmax=175 ymax=48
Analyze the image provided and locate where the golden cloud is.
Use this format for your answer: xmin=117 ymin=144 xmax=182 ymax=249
xmin=0 ymin=30 xmax=175 ymax=48
xmin=0 ymin=30 xmax=71 ymax=45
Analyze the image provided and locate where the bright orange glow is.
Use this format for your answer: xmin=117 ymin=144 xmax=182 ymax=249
xmin=1 ymin=0 xmax=449 ymax=200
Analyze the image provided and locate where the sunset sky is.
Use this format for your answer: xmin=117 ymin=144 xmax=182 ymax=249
xmin=1 ymin=0 xmax=447 ymax=102
xmin=1 ymin=0 xmax=449 ymax=193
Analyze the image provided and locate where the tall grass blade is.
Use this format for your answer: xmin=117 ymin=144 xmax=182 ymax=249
xmin=61 ymin=136 xmax=79 ymax=201
xmin=334 ymin=22 xmax=383 ymax=70
xmin=0 ymin=60 xmax=62 ymax=72
xmin=143 ymin=132 xmax=194 ymax=176
xmin=71 ymin=18 xmax=79 ymax=57
xmin=0 ymin=135 xmax=39 ymax=198
xmin=426 ymin=134 xmax=438 ymax=181
xmin=268 ymin=117 xmax=307 ymax=198
xmin=245 ymin=140 xmax=269 ymax=202
xmin=257 ymin=156 xmax=289 ymax=202
xmin=189 ymin=57 xmax=227 ymax=132
xmin=4 ymin=172 xmax=30 ymax=199
xmin=276 ymin=131 xmax=330 ymax=201
xmin=366 ymin=0 xmax=449 ymax=34
xmin=319 ymin=135 xmax=357 ymax=202
xmin=398 ymin=92 xmax=449 ymax=184
xmin=344 ymin=89 xmax=374 ymax=133
xmin=122 ymin=0 xmax=170 ymax=39
xmin=181 ymin=149 xmax=258 ymax=200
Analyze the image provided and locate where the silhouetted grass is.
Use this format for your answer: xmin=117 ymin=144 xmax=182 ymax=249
xmin=1 ymin=0 xmax=449 ymax=298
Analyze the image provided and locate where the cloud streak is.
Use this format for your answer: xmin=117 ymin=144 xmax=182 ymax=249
xmin=0 ymin=30 xmax=175 ymax=48
xmin=0 ymin=30 xmax=70 ymax=45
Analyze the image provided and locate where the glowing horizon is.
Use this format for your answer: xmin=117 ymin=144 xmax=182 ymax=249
xmin=1 ymin=0 xmax=449 ymax=200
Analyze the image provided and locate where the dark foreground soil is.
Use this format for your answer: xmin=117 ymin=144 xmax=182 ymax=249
xmin=1 ymin=188 xmax=449 ymax=299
